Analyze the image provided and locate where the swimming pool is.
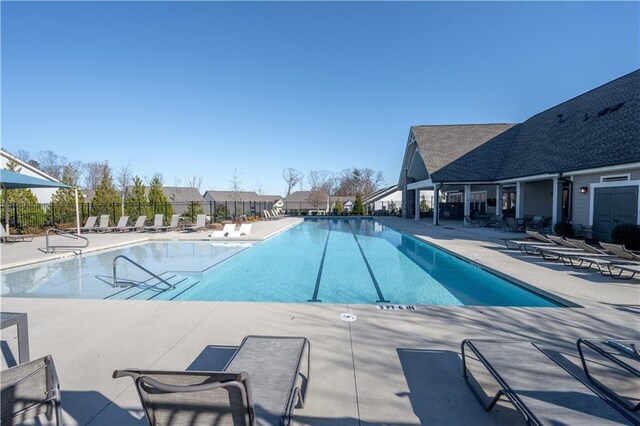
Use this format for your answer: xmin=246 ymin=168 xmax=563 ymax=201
xmin=1 ymin=219 xmax=562 ymax=306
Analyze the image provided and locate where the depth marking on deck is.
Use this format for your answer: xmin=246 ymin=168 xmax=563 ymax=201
xmin=347 ymin=221 xmax=390 ymax=303
xmin=308 ymin=224 xmax=331 ymax=302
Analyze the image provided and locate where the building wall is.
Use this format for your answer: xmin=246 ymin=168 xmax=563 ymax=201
xmin=571 ymin=167 xmax=640 ymax=226
xmin=523 ymin=180 xmax=553 ymax=216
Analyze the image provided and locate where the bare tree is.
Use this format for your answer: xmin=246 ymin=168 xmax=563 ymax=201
xmin=256 ymin=181 xmax=264 ymax=195
xmin=282 ymin=168 xmax=302 ymax=197
xmin=184 ymin=175 xmax=204 ymax=192
xmin=84 ymin=162 xmax=106 ymax=190
xmin=173 ymin=176 xmax=183 ymax=187
xmin=116 ymin=162 xmax=133 ymax=216
xmin=335 ymin=168 xmax=384 ymax=197
xmin=307 ymin=170 xmax=330 ymax=211
xmin=37 ymin=150 xmax=67 ymax=180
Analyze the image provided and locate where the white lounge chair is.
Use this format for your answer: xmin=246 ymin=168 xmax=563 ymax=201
xmin=210 ymin=223 xmax=236 ymax=238
xmin=0 ymin=223 xmax=34 ymax=243
xmin=144 ymin=214 xmax=166 ymax=232
xmin=66 ymin=216 xmax=97 ymax=233
xmin=124 ymin=215 xmax=147 ymax=232
xmin=184 ymin=214 xmax=206 ymax=232
xmin=105 ymin=216 xmax=129 ymax=232
xmin=94 ymin=215 xmax=110 ymax=232
xmin=227 ymin=223 xmax=252 ymax=238
xmin=263 ymin=210 xmax=272 ymax=220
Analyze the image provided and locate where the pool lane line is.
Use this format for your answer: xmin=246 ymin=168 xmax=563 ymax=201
xmin=308 ymin=225 xmax=332 ymax=302
xmin=347 ymin=221 xmax=390 ymax=303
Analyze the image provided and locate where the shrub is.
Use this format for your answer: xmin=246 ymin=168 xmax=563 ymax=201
xmin=611 ymin=223 xmax=640 ymax=250
xmin=554 ymin=221 xmax=574 ymax=237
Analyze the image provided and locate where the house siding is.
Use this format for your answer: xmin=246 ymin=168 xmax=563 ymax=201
xmin=570 ymin=168 xmax=640 ymax=226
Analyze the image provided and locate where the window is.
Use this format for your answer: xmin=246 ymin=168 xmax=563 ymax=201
xmin=470 ymin=191 xmax=487 ymax=214
xmin=601 ymin=174 xmax=630 ymax=182
xmin=447 ymin=193 xmax=463 ymax=203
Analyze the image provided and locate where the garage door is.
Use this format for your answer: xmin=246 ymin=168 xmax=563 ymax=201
xmin=593 ymin=186 xmax=639 ymax=241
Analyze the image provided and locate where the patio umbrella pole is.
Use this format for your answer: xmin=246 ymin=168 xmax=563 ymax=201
xmin=3 ymin=187 xmax=8 ymax=235
xmin=75 ymin=188 xmax=80 ymax=235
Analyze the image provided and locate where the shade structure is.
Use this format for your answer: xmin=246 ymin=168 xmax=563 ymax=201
xmin=0 ymin=169 xmax=69 ymax=189
xmin=1 ymin=169 xmax=77 ymax=234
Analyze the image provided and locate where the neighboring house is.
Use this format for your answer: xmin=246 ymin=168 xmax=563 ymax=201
xmin=161 ymin=186 xmax=204 ymax=215
xmin=398 ymin=69 xmax=640 ymax=241
xmin=81 ymin=189 xmax=95 ymax=203
xmin=203 ymin=190 xmax=277 ymax=216
xmin=331 ymin=195 xmax=357 ymax=213
xmin=257 ymin=194 xmax=284 ymax=210
xmin=285 ymin=190 xmax=330 ymax=214
xmin=0 ymin=150 xmax=62 ymax=203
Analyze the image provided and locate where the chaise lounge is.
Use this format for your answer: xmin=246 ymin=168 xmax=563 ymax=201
xmin=114 ymin=335 xmax=310 ymax=426
xmin=0 ymin=223 xmax=35 ymax=243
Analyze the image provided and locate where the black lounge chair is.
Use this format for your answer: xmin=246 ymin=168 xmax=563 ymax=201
xmin=114 ymin=335 xmax=310 ymax=426
xmin=461 ymin=339 xmax=638 ymax=425
xmin=0 ymin=355 xmax=62 ymax=425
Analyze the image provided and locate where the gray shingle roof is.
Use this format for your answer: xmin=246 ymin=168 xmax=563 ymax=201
xmin=203 ymin=190 xmax=261 ymax=202
xmin=285 ymin=191 xmax=328 ymax=202
xmin=411 ymin=70 xmax=640 ymax=183
xmin=161 ymin=187 xmax=203 ymax=203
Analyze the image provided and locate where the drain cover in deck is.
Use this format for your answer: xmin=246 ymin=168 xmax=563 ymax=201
xmin=340 ymin=313 xmax=357 ymax=322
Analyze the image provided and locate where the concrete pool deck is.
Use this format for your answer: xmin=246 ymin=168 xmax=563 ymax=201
xmin=1 ymin=217 xmax=639 ymax=425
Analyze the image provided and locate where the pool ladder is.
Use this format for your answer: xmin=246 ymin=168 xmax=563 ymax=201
xmin=42 ymin=228 xmax=89 ymax=254
xmin=112 ymin=255 xmax=175 ymax=290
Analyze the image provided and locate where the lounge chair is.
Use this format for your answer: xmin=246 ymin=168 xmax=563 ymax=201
xmin=578 ymin=260 xmax=640 ymax=280
xmin=119 ymin=215 xmax=146 ymax=232
xmin=144 ymin=214 xmax=168 ymax=232
xmin=503 ymin=231 xmax=558 ymax=254
xmin=66 ymin=216 xmax=97 ymax=233
xmin=0 ymin=223 xmax=34 ymax=243
xmin=210 ymin=223 xmax=237 ymax=238
xmin=184 ymin=214 xmax=206 ymax=232
xmin=94 ymin=215 xmax=110 ymax=232
xmin=0 ymin=355 xmax=62 ymax=425
xmin=166 ymin=214 xmax=180 ymax=231
xmin=228 ymin=223 xmax=252 ymax=238
xmin=599 ymin=242 xmax=640 ymax=262
xmin=461 ymin=339 xmax=636 ymax=425
xmin=105 ymin=216 xmax=129 ymax=232
xmin=114 ymin=335 xmax=310 ymax=426
xmin=263 ymin=210 xmax=272 ymax=220
xmin=463 ymin=216 xmax=479 ymax=227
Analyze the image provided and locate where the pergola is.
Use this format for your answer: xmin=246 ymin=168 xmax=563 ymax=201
xmin=0 ymin=169 xmax=79 ymax=234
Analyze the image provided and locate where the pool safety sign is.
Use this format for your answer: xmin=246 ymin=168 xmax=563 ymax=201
xmin=376 ymin=304 xmax=428 ymax=311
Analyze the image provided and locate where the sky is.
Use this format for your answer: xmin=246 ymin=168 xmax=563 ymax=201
xmin=2 ymin=1 xmax=639 ymax=195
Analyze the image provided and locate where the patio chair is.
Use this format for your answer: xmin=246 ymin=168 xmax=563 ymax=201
xmin=599 ymin=242 xmax=640 ymax=262
xmin=114 ymin=335 xmax=310 ymax=426
xmin=66 ymin=215 xmax=97 ymax=233
xmin=502 ymin=230 xmax=556 ymax=254
xmin=461 ymin=339 xmax=636 ymax=425
xmin=463 ymin=216 xmax=479 ymax=227
xmin=1 ymin=355 xmax=62 ymax=425
xmin=122 ymin=215 xmax=147 ymax=232
xmin=94 ymin=215 xmax=110 ymax=232
xmin=0 ymin=223 xmax=34 ymax=243
xmin=105 ymin=216 xmax=129 ymax=232
xmin=578 ymin=260 xmax=640 ymax=280
xmin=263 ymin=210 xmax=272 ymax=220
xmin=211 ymin=223 xmax=237 ymax=238
xmin=166 ymin=214 xmax=180 ymax=231
xmin=184 ymin=214 xmax=206 ymax=232
xmin=228 ymin=223 xmax=252 ymax=238
xmin=144 ymin=214 xmax=166 ymax=232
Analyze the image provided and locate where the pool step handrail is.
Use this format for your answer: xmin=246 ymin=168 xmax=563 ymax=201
xmin=112 ymin=255 xmax=175 ymax=290
xmin=42 ymin=228 xmax=89 ymax=254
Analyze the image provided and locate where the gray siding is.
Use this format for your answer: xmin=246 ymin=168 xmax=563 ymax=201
xmin=523 ymin=180 xmax=553 ymax=216
xmin=570 ymin=168 xmax=640 ymax=226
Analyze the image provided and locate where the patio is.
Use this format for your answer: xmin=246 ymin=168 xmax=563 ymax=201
xmin=1 ymin=217 xmax=638 ymax=425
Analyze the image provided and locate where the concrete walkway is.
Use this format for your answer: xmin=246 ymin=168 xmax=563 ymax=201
xmin=1 ymin=217 xmax=638 ymax=425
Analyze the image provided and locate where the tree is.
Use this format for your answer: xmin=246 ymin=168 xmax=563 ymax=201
xmin=147 ymin=174 xmax=173 ymax=219
xmin=352 ymin=193 xmax=365 ymax=215
xmin=84 ymin=162 xmax=105 ymax=190
xmin=37 ymin=151 xmax=67 ymax=180
xmin=116 ymin=162 xmax=133 ymax=217
xmin=1 ymin=159 xmax=45 ymax=229
xmin=125 ymin=176 xmax=148 ymax=218
xmin=184 ymin=175 xmax=204 ymax=192
xmin=50 ymin=162 xmax=85 ymax=225
xmin=335 ymin=168 xmax=385 ymax=198
xmin=307 ymin=170 xmax=330 ymax=212
xmin=91 ymin=163 xmax=120 ymax=217
xmin=282 ymin=168 xmax=302 ymax=197
xmin=333 ymin=198 xmax=343 ymax=215
xmin=420 ymin=195 xmax=430 ymax=212
xmin=387 ymin=200 xmax=398 ymax=215
xmin=229 ymin=169 xmax=243 ymax=218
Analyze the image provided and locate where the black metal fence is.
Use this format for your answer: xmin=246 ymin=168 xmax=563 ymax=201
xmin=1 ymin=201 xmax=279 ymax=230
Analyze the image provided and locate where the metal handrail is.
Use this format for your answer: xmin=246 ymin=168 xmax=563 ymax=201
xmin=112 ymin=255 xmax=175 ymax=290
xmin=43 ymin=228 xmax=89 ymax=254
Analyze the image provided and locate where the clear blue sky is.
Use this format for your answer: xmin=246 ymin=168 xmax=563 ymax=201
xmin=2 ymin=1 xmax=638 ymax=195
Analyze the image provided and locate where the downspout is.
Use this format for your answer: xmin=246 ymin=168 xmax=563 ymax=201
xmin=434 ymin=182 xmax=443 ymax=226
xmin=559 ymin=173 xmax=573 ymax=223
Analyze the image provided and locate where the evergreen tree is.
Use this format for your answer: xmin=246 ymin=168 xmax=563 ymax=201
xmin=419 ymin=195 xmax=430 ymax=212
xmin=147 ymin=175 xmax=173 ymax=220
xmin=50 ymin=162 xmax=85 ymax=225
xmin=333 ymin=199 xmax=343 ymax=215
xmin=125 ymin=176 xmax=149 ymax=219
xmin=91 ymin=163 xmax=120 ymax=217
xmin=352 ymin=193 xmax=365 ymax=215
xmin=1 ymin=159 xmax=45 ymax=229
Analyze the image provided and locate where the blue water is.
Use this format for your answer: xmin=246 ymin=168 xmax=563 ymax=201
xmin=1 ymin=219 xmax=561 ymax=306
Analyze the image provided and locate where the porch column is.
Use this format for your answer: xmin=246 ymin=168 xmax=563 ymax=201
xmin=464 ymin=184 xmax=471 ymax=218
xmin=415 ymin=189 xmax=420 ymax=222
xmin=515 ymin=181 xmax=524 ymax=219
xmin=495 ymin=185 xmax=502 ymax=216
xmin=551 ymin=177 xmax=563 ymax=227
xmin=433 ymin=186 xmax=440 ymax=225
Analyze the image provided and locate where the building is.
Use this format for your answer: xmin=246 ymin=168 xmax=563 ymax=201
xmin=161 ymin=186 xmax=204 ymax=215
xmin=285 ymin=190 xmax=330 ymax=214
xmin=0 ymin=150 xmax=63 ymax=203
xmin=398 ymin=70 xmax=640 ymax=241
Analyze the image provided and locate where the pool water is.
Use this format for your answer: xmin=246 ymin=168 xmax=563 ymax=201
xmin=1 ymin=219 xmax=562 ymax=306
